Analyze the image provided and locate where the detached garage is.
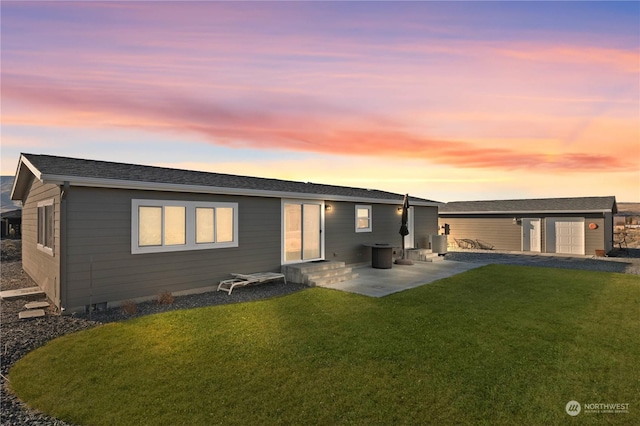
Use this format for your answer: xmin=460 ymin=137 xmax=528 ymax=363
xmin=439 ymin=196 xmax=617 ymax=256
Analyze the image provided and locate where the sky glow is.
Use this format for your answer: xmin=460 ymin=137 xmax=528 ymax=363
xmin=1 ymin=1 xmax=638 ymax=202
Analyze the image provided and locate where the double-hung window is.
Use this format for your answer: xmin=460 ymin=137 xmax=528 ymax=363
xmin=37 ymin=199 xmax=54 ymax=255
xmin=355 ymin=205 xmax=372 ymax=233
xmin=132 ymin=200 xmax=238 ymax=254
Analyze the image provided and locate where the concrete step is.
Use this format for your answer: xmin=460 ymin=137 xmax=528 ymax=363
xmin=304 ymin=264 xmax=358 ymax=287
xmin=282 ymin=261 xmax=347 ymax=284
xmin=310 ymin=272 xmax=360 ymax=287
xmin=0 ymin=287 xmax=45 ymax=300
xmin=307 ymin=269 xmax=357 ymax=286
xmin=296 ymin=261 xmax=347 ymax=274
xmin=25 ymin=301 xmax=50 ymax=309
xmin=407 ymin=249 xmax=445 ymax=263
xmin=281 ymin=261 xmax=360 ymax=287
xmin=19 ymin=309 xmax=45 ymax=320
xmin=306 ymin=266 xmax=354 ymax=281
xmin=425 ymin=255 xmax=445 ymax=262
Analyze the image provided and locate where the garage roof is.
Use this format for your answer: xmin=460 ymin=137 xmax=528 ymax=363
xmin=440 ymin=196 xmax=617 ymax=214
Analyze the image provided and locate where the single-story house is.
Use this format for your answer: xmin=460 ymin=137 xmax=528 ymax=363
xmin=438 ymin=196 xmax=617 ymax=256
xmin=11 ymin=153 xmax=440 ymax=313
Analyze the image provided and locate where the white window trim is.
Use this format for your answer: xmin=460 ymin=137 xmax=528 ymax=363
xmin=131 ymin=199 xmax=238 ymax=254
xmin=355 ymin=205 xmax=372 ymax=233
xmin=36 ymin=199 xmax=54 ymax=256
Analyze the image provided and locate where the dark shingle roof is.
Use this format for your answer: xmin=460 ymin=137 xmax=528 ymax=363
xmin=20 ymin=154 xmax=438 ymax=204
xmin=440 ymin=196 xmax=617 ymax=214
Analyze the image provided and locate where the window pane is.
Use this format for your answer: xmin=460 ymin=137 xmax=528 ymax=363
xmin=216 ymin=208 xmax=234 ymax=243
xmin=284 ymin=204 xmax=302 ymax=261
xmin=357 ymin=218 xmax=370 ymax=229
xmin=37 ymin=207 xmax=44 ymax=245
xmin=45 ymin=205 xmax=54 ymax=248
xmin=165 ymin=206 xmax=186 ymax=245
xmin=139 ymin=206 xmax=162 ymax=246
xmin=303 ymin=204 xmax=321 ymax=259
xmin=196 ymin=208 xmax=215 ymax=244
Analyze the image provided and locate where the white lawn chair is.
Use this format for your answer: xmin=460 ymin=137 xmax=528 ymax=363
xmin=217 ymin=272 xmax=287 ymax=295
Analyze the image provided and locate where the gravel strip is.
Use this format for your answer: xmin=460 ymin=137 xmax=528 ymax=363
xmin=445 ymin=249 xmax=640 ymax=275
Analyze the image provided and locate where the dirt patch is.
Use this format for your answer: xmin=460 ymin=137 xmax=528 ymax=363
xmin=614 ymin=228 xmax=640 ymax=249
xmin=1 ymin=239 xmax=21 ymax=262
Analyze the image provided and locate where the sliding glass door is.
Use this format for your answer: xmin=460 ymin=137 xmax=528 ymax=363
xmin=283 ymin=201 xmax=323 ymax=263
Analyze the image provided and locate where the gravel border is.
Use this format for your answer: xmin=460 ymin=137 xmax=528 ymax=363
xmin=2 ymin=248 xmax=639 ymax=425
xmin=444 ymin=249 xmax=640 ymax=275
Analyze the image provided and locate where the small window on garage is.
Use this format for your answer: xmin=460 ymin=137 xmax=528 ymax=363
xmin=355 ymin=205 xmax=372 ymax=233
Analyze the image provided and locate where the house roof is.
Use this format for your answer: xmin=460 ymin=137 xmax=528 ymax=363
xmin=11 ymin=153 xmax=440 ymax=206
xmin=439 ymin=196 xmax=617 ymax=215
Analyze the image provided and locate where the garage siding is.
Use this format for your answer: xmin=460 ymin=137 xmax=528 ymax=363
xmin=585 ymin=217 xmax=606 ymax=255
xmin=438 ymin=216 xmax=522 ymax=251
xmin=440 ymin=213 xmax=608 ymax=255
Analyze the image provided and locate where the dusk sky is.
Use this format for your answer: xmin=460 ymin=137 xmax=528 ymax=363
xmin=1 ymin=1 xmax=639 ymax=202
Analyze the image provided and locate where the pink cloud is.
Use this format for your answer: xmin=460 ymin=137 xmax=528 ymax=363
xmin=3 ymin=74 xmax=635 ymax=173
xmin=496 ymin=44 xmax=639 ymax=73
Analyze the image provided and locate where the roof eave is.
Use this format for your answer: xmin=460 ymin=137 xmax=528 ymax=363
xmin=439 ymin=209 xmax=614 ymax=215
xmin=10 ymin=155 xmax=42 ymax=201
xmin=39 ymin=174 xmax=441 ymax=206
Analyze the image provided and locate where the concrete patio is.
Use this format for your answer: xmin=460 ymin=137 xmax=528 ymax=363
xmin=318 ymin=259 xmax=486 ymax=297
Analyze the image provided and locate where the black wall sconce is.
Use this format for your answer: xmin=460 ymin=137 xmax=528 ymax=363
xmin=325 ymin=205 xmax=332 ymax=212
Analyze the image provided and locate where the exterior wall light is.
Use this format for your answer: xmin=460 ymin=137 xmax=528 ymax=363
xmin=325 ymin=205 xmax=332 ymax=211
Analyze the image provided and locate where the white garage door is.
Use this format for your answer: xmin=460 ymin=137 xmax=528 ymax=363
xmin=547 ymin=218 xmax=585 ymax=255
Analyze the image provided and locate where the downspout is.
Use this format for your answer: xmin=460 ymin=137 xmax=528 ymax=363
xmin=60 ymin=181 xmax=70 ymax=312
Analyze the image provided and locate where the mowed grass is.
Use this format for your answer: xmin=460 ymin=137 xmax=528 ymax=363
xmin=9 ymin=265 xmax=640 ymax=425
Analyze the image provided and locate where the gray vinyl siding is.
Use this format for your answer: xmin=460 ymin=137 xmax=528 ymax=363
xmin=46 ymin=184 xmax=439 ymax=310
xmin=21 ymin=178 xmax=62 ymax=306
xmin=63 ymin=187 xmax=281 ymax=311
xmin=413 ymin=206 xmax=440 ymax=249
xmin=325 ymin=203 xmax=438 ymax=265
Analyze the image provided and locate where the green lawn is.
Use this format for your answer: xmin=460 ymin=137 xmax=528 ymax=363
xmin=9 ymin=265 xmax=640 ymax=425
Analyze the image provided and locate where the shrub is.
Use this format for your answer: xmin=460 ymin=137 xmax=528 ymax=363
xmin=157 ymin=290 xmax=174 ymax=305
xmin=121 ymin=300 xmax=137 ymax=315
